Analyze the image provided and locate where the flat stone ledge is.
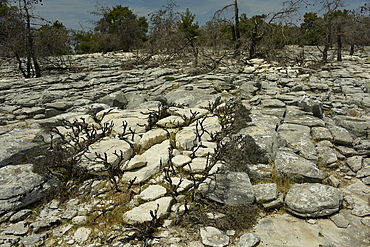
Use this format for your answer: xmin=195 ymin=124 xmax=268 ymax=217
xmin=285 ymin=183 xmax=343 ymax=218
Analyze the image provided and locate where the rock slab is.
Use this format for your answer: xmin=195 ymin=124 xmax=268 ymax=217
xmin=200 ymin=172 xmax=255 ymax=205
xmin=122 ymin=197 xmax=172 ymax=224
xmin=200 ymin=226 xmax=229 ymax=247
xmin=0 ymin=164 xmax=58 ymax=214
xmin=238 ymin=233 xmax=260 ymax=247
xmin=285 ymin=183 xmax=343 ymax=218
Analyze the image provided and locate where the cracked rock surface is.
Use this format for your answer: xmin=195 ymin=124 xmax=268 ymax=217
xmin=0 ymin=51 xmax=370 ymax=246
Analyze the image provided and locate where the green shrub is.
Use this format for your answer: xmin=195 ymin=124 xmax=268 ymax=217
xmin=163 ymin=76 xmax=176 ymax=81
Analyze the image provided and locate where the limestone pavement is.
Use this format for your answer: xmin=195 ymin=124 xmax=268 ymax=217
xmin=0 ymin=52 xmax=370 ymax=246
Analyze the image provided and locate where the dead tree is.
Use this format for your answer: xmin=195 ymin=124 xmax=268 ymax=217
xmin=214 ymin=0 xmax=241 ymax=58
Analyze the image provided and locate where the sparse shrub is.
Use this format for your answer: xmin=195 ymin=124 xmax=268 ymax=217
xmin=26 ymin=114 xmax=116 ymax=195
xmin=175 ymin=197 xmax=258 ymax=233
xmin=141 ymin=101 xmax=171 ymax=130
xmin=206 ymin=97 xmax=266 ymax=181
xmin=266 ymin=166 xmax=294 ymax=195
xmin=99 ymin=204 xmax=163 ymax=246
xmin=163 ymin=76 xmax=176 ymax=81
xmin=215 ymin=134 xmax=266 ymax=176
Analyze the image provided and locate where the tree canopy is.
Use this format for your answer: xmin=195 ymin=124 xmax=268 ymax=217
xmin=2 ymin=0 xmax=370 ymax=78
xmin=76 ymin=5 xmax=148 ymax=53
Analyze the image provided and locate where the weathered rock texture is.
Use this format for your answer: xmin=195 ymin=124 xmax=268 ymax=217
xmin=0 ymin=51 xmax=370 ymax=246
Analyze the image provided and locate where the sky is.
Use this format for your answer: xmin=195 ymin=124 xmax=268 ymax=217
xmin=31 ymin=0 xmax=369 ymax=30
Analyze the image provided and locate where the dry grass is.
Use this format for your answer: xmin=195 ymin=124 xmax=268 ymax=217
xmin=174 ymin=197 xmax=258 ymax=234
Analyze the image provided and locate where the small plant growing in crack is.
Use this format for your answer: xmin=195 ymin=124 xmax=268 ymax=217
xmin=163 ymin=163 xmax=185 ymax=202
xmin=83 ymin=150 xmax=127 ymax=192
xmin=28 ymin=113 xmax=116 ymax=192
xmin=105 ymin=204 xmax=162 ymax=246
xmin=204 ymin=95 xmax=222 ymax=113
xmin=140 ymin=102 xmax=171 ymax=130
xmin=180 ymin=109 xmax=200 ymax=126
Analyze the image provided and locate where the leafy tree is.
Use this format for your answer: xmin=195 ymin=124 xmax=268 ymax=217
xmin=92 ymin=5 xmax=148 ymax=52
xmin=0 ymin=2 xmax=21 ymax=57
xmin=178 ymin=8 xmax=200 ymax=66
xmin=300 ymin=12 xmax=325 ymax=45
xmin=34 ymin=20 xmax=72 ymax=69
xmin=239 ymin=14 xmax=267 ymax=58
xmin=179 ymin=8 xmax=200 ymax=39
xmin=73 ymin=30 xmax=97 ymax=54
xmin=346 ymin=11 xmax=370 ymax=55
xmin=331 ymin=9 xmax=351 ymax=61
xmin=36 ymin=21 xmax=71 ymax=56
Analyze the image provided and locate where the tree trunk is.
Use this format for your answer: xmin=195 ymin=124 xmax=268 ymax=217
xmin=190 ymin=39 xmax=198 ymax=67
xmin=233 ymin=0 xmax=241 ymax=58
xmin=336 ymin=25 xmax=342 ymax=61
xmin=249 ymin=24 xmax=259 ymax=59
xmin=322 ymin=18 xmax=332 ymax=63
xmin=350 ymin=44 xmax=354 ymax=55
xmin=24 ymin=0 xmax=41 ymax=78
xmin=15 ymin=52 xmax=27 ymax=78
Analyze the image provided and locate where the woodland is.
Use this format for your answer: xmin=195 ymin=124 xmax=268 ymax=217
xmin=1 ymin=0 xmax=370 ymax=78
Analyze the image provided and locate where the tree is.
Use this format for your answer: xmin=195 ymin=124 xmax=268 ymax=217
xmin=36 ymin=21 xmax=71 ymax=56
xmin=342 ymin=8 xmax=370 ymax=55
xmin=92 ymin=5 xmax=148 ymax=52
xmin=178 ymin=8 xmax=200 ymax=66
xmin=0 ymin=1 xmax=20 ymax=57
xmin=300 ymin=12 xmax=325 ymax=45
xmin=201 ymin=18 xmax=233 ymax=55
xmin=17 ymin=0 xmax=43 ymax=77
xmin=331 ymin=9 xmax=351 ymax=61
xmin=239 ymin=14 xmax=267 ymax=59
xmin=214 ymin=0 xmax=241 ymax=57
xmin=320 ymin=0 xmax=344 ymax=63
xmin=0 ymin=0 xmax=43 ymax=77
xmin=73 ymin=30 xmax=97 ymax=54
xmin=148 ymin=0 xmax=181 ymax=55
xmin=35 ymin=21 xmax=72 ymax=69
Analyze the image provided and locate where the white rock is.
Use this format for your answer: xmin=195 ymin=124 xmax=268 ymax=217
xmin=244 ymin=67 xmax=256 ymax=74
xmin=171 ymin=155 xmax=192 ymax=167
xmin=183 ymin=157 xmax=208 ymax=173
xmin=123 ymin=197 xmax=173 ymax=224
xmin=139 ymin=128 xmax=168 ymax=150
xmin=52 ymin=225 xmax=72 ymax=237
xmin=139 ymin=185 xmax=167 ymax=201
xmin=168 ymin=107 xmax=209 ymax=120
xmin=238 ymin=233 xmax=260 ymax=247
xmin=190 ymin=116 xmax=221 ymax=142
xmin=73 ymin=227 xmax=91 ymax=243
xmin=176 ymin=127 xmax=197 ymax=150
xmin=200 ymin=226 xmax=229 ymax=247
xmin=121 ymin=154 xmax=147 ymax=171
xmin=252 ymin=183 xmax=279 ymax=203
xmin=79 ymin=137 xmax=134 ymax=176
xmin=156 ymin=115 xmax=186 ymax=128
xmin=0 ymin=164 xmax=59 ymax=214
xmin=347 ymin=156 xmax=363 ymax=173
xmin=285 ymin=183 xmax=343 ymax=218
xmin=99 ymin=109 xmax=148 ymax=134
xmin=121 ymin=140 xmax=170 ymax=184
xmin=194 ymin=147 xmax=215 ymax=157
xmin=72 ymin=216 xmax=88 ymax=225
xmin=168 ymin=177 xmax=193 ymax=193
